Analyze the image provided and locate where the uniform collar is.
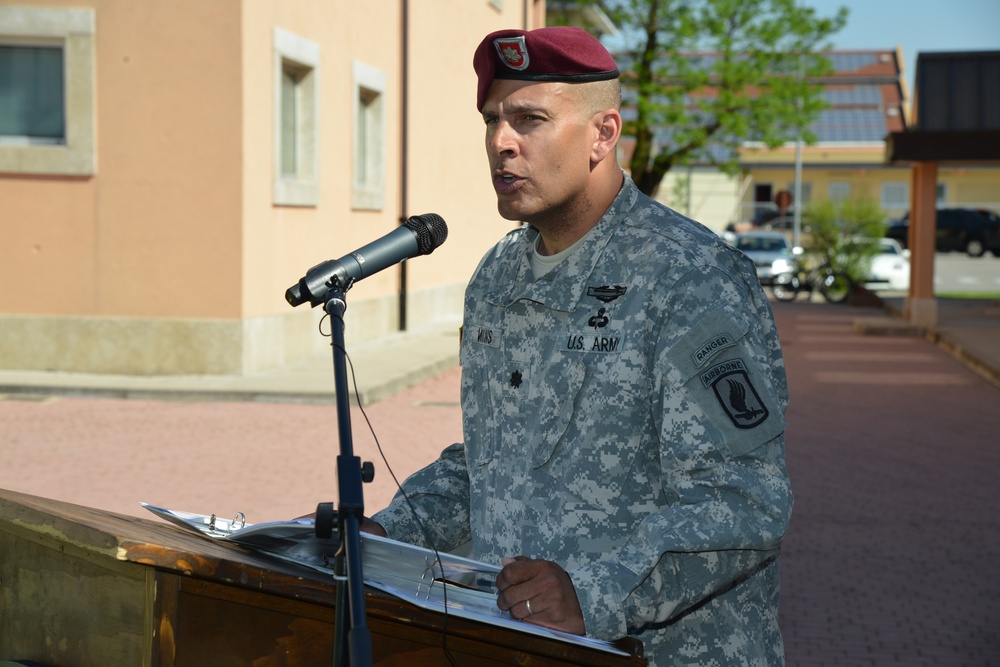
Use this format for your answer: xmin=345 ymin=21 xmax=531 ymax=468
xmin=483 ymin=174 xmax=639 ymax=312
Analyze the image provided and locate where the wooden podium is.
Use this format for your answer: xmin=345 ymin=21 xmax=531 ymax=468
xmin=0 ymin=489 xmax=645 ymax=666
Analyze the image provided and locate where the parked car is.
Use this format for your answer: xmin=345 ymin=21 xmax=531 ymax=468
xmin=862 ymin=238 xmax=910 ymax=292
xmin=734 ymin=231 xmax=798 ymax=286
xmin=757 ymin=213 xmax=810 ymax=233
xmin=885 ymin=208 xmax=1000 ymax=257
xmin=749 ymin=210 xmax=814 ymax=247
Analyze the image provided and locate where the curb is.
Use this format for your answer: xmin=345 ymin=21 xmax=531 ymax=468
xmin=877 ymin=299 xmax=1000 ymax=390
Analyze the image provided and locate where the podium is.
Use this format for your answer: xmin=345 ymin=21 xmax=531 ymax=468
xmin=0 ymin=488 xmax=646 ymax=666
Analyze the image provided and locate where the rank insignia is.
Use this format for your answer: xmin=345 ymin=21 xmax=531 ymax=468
xmin=510 ymin=370 xmax=523 ymax=388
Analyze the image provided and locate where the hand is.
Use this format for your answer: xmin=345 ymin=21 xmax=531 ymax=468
xmin=496 ymin=556 xmax=586 ymax=635
xmin=360 ymin=517 xmax=387 ymax=536
xmin=294 ymin=512 xmax=387 ymax=538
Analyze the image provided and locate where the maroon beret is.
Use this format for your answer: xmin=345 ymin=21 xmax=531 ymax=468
xmin=473 ymin=26 xmax=619 ymax=111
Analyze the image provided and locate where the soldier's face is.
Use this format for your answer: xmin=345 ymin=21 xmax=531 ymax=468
xmin=482 ymin=79 xmax=599 ymax=228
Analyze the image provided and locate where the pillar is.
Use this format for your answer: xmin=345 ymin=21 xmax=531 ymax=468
xmin=905 ymin=161 xmax=938 ymax=329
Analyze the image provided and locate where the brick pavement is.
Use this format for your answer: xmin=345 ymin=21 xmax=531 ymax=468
xmin=775 ymin=301 xmax=1000 ymax=666
xmin=1 ymin=300 xmax=997 ymax=665
xmin=0 ymin=366 xmax=463 ymax=524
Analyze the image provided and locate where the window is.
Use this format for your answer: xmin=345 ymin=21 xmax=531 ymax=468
xmin=936 ymin=183 xmax=948 ymax=206
xmin=273 ymin=27 xmax=319 ymax=207
xmin=356 ymin=88 xmax=377 ymax=184
xmin=352 ymin=61 xmax=386 ymax=210
xmin=0 ymin=6 xmax=95 ymax=175
xmin=788 ymin=181 xmax=812 ymax=205
xmin=828 ymin=182 xmax=851 ymax=202
xmin=0 ymin=45 xmax=64 ymax=142
xmin=881 ymin=182 xmax=909 ymax=210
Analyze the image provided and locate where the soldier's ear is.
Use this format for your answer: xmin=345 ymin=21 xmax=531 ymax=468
xmin=591 ymin=109 xmax=621 ymax=163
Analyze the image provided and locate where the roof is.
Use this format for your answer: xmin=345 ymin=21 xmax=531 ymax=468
xmin=886 ymin=51 xmax=1000 ymax=163
xmin=813 ymin=51 xmax=907 ymax=141
xmin=617 ymin=48 xmax=908 ymax=166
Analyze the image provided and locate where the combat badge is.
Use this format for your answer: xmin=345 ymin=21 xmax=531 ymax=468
xmin=700 ymin=359 xmax=768 ymax=428
xmin=587 ymin=284 xmax=627 ymax=303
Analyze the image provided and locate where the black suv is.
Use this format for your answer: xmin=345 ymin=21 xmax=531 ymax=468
xmin=885 ymin=208 xmax=1000 ymax=257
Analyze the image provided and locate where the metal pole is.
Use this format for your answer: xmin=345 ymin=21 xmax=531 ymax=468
xmin=793 ymin=137 xmax=803 ymax=249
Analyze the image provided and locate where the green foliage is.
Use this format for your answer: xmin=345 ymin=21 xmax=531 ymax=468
xmin=557 ymin=0 xmax=848 ymax=196
xmin=937 ymin=293 xmax=1000 ymax=300
xmin=803 ymin=197 xmax=887 ymax=285
xmin=669 ymin=171 xmax=691 ymax=213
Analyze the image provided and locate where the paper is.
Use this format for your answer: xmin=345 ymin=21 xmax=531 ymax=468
xmin=141 ymin=503 xmax=627 ymax=656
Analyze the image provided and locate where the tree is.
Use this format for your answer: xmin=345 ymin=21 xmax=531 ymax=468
xmin=804 ymin=196 xmax=887 ymax=287
xmin=554 ymin=0 xmax=847 ymax=197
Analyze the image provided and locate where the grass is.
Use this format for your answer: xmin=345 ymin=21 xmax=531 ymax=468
xmin=936 ymin=292 xmax=1000 ymax=300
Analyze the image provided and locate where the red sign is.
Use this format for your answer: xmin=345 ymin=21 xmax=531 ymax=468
xmin=774 ymin=190 xmax=793 ymax=210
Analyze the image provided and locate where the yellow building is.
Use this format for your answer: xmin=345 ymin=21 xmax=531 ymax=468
xmin=738 ymin=48 xmax=1000 ymax=227
xmin=638 ymin=48 xmax=999 ymax=235
xmin=0 ymin=1 xmax=545 ymax=375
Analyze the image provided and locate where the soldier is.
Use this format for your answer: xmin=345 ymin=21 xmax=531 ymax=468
xmin=365 ymin=26 xmax=793 ymax=666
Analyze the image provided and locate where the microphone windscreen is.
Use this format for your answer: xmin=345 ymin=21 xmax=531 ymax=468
xmin=405 ymin=214 xmax=448 ymax=255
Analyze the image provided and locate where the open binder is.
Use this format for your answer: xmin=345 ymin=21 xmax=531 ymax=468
xmin=142 ymin=502 xmax=629 ymax=657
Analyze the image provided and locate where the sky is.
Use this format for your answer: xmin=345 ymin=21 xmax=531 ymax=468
xmin=810 ymin=0 xmax=1000 ymax=92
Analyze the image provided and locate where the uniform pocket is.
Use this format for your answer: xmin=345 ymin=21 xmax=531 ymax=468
xmin=528 ymin=357 xmax=647 ymax=515
xmin=460 ymin=338 xmax=499 ymax=468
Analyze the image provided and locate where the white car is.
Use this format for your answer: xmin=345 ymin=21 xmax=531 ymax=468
xmin=734 ymin=231 xmax=798 ymax=286
xmin=863 ymin=238 xmax=910 ymax=291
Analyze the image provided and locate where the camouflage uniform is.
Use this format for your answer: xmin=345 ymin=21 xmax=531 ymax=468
xmin=374 ymin=176 xmax=793 ymax=666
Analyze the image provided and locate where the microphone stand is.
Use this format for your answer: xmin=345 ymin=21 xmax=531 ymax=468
xmin=315 ymin=285 xmax=373 ymax=667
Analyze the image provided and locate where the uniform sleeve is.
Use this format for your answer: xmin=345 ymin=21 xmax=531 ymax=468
xmin=370 ymin=240 xmax=505 ymax=552
xmin=568 ymin=265 xmax=793 ymax=640
xmin=370 ymin=442 xmax=474 ymax=553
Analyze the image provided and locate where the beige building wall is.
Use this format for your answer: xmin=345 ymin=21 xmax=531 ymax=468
xmin=653 ymin=168 xmax=742 ymax=233
xmin=940 ymin=167 xmax=1000 ymax=207
xmin=1 ymin=0 xmax=535 ymax=375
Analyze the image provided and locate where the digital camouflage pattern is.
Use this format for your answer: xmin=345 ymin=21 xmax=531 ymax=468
xmin=373 ymin=175 xmax=793 ymax=666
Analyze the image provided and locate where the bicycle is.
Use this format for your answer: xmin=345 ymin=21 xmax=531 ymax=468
xmin=772 ymin=262 xmax=853 ymax=303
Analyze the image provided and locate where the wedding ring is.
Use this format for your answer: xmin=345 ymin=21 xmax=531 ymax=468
xmin=525 ymin=598 xmax=534 ymax=615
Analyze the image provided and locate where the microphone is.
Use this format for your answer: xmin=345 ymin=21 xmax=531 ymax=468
xmin=285 ymin=213 xmax=448 ymax=308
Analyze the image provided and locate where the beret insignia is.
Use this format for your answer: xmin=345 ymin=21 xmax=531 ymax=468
xmin=494 ymin=36 xmax=529 ymax=71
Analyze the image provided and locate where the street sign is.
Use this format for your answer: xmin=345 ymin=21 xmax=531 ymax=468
xmin=774 ymin=190 xmax=793 ymax=211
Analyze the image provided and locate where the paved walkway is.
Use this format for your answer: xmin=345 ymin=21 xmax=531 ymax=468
xmin=773 ymin=301 xmax=999 ymax=666
xmin=1 ymin=298 xmax=998 ymax=665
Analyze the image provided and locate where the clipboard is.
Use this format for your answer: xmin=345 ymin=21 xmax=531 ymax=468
xmin=141 ymin=502 xmax=627 ymax=656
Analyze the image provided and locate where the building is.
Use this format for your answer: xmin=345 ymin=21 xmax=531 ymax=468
xmin=626 ymin=47 xmax=997 ymax=237
xmin=886 ymin=50 xmax=1000 ymax=328
xmin=0 ymin=1 xmax=546 ymax=376
xmin=618 ymin=48 xmax=916 ymax=233
xmin=739 ymin=49 xmax=910 ymax=225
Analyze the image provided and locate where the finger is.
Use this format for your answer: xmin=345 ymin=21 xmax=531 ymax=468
xmin=523 ymin=597 xmax=537 ymax=618
xmin=496 ymin=580 xmax=534 ymax=615
xmin=505 ymin=564 xmax=586 ymax=635
xmin=502 ymin=596 xmax=537 ymax=620
xmin=496 ymin=556 xmax=538 ymax=592
xmin=496 ymin=587 xmax=524 ymax=613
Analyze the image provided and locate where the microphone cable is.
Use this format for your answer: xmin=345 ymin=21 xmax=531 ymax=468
xmin=320 ymin=312 xmax=462 ymax=667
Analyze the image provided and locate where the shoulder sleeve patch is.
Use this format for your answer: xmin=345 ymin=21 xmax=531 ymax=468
xmin=701 ymin=359 xmax=769 ymax=429
xmin=657 ymin=310 xmax=785 ymax=457
xmin=658 ymin=309 xmax=749 ymax=388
